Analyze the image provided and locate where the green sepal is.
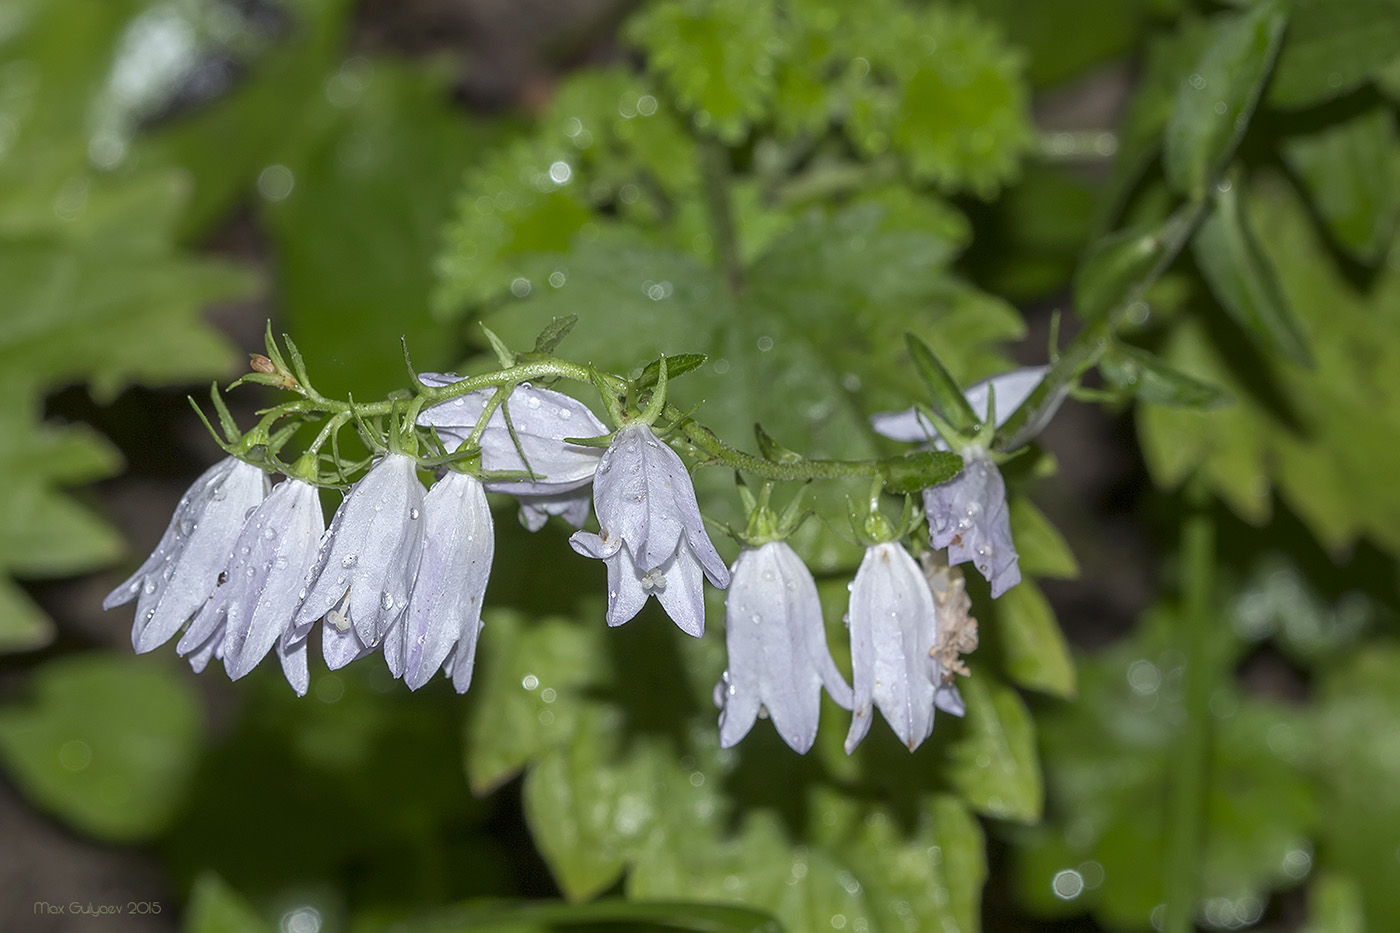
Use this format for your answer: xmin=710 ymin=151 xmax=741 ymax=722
xmin=561 ymin=433 xmax=616 ymax=449
xmin=906 ymin=333 xmax=979 ymax=433
xmin=879 ymin=449 xmax=965 ymax=495
xmin=635 ymin=353 xmax=707 ymax=392
xmin=532 ymin=314 xmax=578 ymax=354
xmin=480 ymin=324 xmax=516 ymax=368
xmin=754 ymin=423 xmax=803 ymax=463
xmin=1100 ymin=343 xmax=1231 ymax=409
xmin=208 ymin=383 xmax=239 ymax=443
xmin=228 ymin=372 xmax=295 ymax=391
xmin=280 ymin=333 xmax=314 ymax=397
xmin=261 ymin=320 xmax=289 ymax=374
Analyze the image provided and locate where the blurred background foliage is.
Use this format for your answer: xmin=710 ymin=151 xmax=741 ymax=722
xmin=1 ymin=0 xmax=1399 ymax=931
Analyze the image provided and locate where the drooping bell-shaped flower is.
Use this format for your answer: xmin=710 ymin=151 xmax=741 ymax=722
xmin=400 ymin=470 xmax=494 ymax=692
xmin=569 ymin=422 xmax=730 ymax=636
xmin=174 ymin=477 xmax=325 ymax=692
xmin=844 ymin=541 xmax=963 ymax=754
xmin=104 ymin=456 xmax=270 ymax=654
xmin=715 ymin=541 xmax=852 ymax=752
xmin=417 ymin=376 xmax=607 ymax=530
xmin=924 ymin=450 xmax=1019 ymax=598
xmin=294 ymin=453 xmax=425 ymax=670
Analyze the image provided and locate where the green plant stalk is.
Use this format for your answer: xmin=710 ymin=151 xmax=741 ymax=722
xmin=699 ymin=138 xmax=745 ymax=297
xmin=1163 ymin=474 xmax=1218 ymax=933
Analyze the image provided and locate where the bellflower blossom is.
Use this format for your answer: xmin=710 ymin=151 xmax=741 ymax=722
xmin=400 ymin=470 xmax=494 ymax=692
xmin=872 ymin=367 xmax=1064 ymax=599
xmin=569 ymin=422 xmax=730 ymax=636
xmin=417 ymin=376 xmax=607 ymax=530
xmin=293 ymin=453 xmax=425 ymax=672
xmin=844 ymin=541 xmax=963 ymax=753
xmin=715 ymin=541 xmax=852 ymax=753
xmin=175 ymin=477 xmax=324 ymax=694
xmin=104 ymin=456 xmax=270 ymax=654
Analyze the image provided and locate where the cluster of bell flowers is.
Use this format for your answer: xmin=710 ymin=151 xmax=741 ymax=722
xmin=105 ymin=367 xmax=1056 ymax=753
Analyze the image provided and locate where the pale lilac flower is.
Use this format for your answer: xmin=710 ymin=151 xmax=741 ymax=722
xmin=844 ymin=541 xmax=963 ymax=754
xmin=104 ymin=456 xmax=269 ymax=654
xmin=569 ymin=422 xmax=730 ymax=636
xmin=715 ymin=541 xmax=852 ymax=752
xmin=924 ymin=450 xmax=1019 ymax=598
xmin=294 ymin=454 xmax=425 ymax=671
xmin=418 ymin=376 xmax=607 ymax=529
xmin=870 ymin=365 xmax=1051 ymax=446
xmin=400 ymin=471 xmax=494 ymax=692
xmin=872 ymin=366 xmax=1062 ymax=599
xmin=173 ymin=478 xmax=324 ymax=693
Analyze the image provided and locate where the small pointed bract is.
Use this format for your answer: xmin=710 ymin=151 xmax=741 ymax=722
xmin=401 ymin=471 xmax=494 ymax=692
xmin=924 ymin=449 xmax=1020 ymax=598
xmin=294 ymin=454 xmax=425 ymax=664
xmin=105 ymin=456 xmax=270 ymax=654
xmin=569 ymin=422 xmax=730 ymax=636
xmin=418 ymin=376 xmax=607 ymax=529
xmin=870 ymin=365 xmax=1052 ymax=446
xmin=175 ymin=477 xmax=324 ymax=690
xmin=845 ymin=541 xmax=951 ymax=754
xmin=716 ymin=542 xmax=852 ymax=753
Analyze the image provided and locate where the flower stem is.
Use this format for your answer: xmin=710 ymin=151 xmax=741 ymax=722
xmin=1163 ymin=474 xmax=1218 ymax=933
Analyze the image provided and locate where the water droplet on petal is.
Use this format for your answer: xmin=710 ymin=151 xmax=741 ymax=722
xmin=558 ymin=408 xmax=572 ymax=419
xmin=178 ymin=520 xmax=195 ymax=537
xmin=142 ymin=580 xmax=157 ymax=595
xmin=527 ymin=396 xmax=541 ymax=410
xmin=409 ymin=508 xmax=420 ymax=520
xmin=380 ymin=591 xmax=394 ymax=611
xmin=341 ymin=555 xmax=357 ymax=568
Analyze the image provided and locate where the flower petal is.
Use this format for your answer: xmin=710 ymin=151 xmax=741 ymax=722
xmin=844 ymin=542 xmax=938 ymax=753
xmin=653 ymin=539 xmax=706 ymax=638
xmin=115 ymin=458 xmax=269 ymax=654
xmin=403 ymin=472 xmax=493 ymax=691
xmin=923 ymin=453 xmax=1020 ymax=598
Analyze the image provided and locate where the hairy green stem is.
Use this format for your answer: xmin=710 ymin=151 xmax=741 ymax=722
xmin=1163 ymin=475 xmax=1218 ymax=933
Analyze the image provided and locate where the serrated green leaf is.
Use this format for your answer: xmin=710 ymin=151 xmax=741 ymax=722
xmin=1101 ymin=342 xmax=1231 ymax=408
xmin=1268 ymin=0 xmax=1400 ymax=108
xmin=846 ymin=5 xmax=1032 ymax=197
xmin=1163 ymin=2 xmax=1287 ymax=198
xmin=1193 ymin=178 xmax=1313 ymax=367
xmin=0 ymin=654 xmax=203 ymax=841
xmin=625 ymin=0 xmax=778 ymax=145
xmin=1282 ymin=103 xmax=1399 ymax=264
xmin=185 ymin=873 xmax=277 ymax=933
xmin=946 ymin=672 xmax=1043 ymax=822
